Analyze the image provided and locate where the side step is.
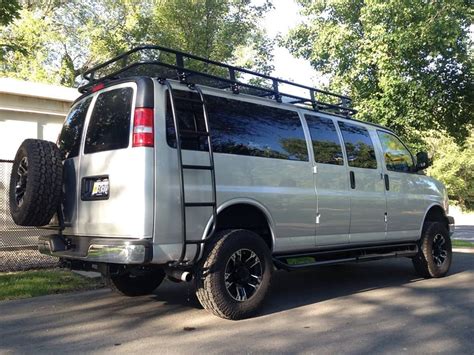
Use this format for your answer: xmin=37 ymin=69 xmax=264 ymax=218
xmin=273 ymin=243 xmax=418 ymax=270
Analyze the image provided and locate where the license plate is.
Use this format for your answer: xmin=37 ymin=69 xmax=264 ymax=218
xmin=91 ymin=179 xmax=109 ymax=197
xmin=81 ymin=175 xmax=109 ymax=201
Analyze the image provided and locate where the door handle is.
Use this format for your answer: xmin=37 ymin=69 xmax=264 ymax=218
xmin=384 ymin=174 xmax=389 ymax=191
xmin=349 ymin=171 xmax=355 ymax=189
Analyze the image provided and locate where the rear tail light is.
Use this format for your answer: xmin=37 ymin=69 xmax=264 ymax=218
xmin=132 ymin=108 xmax=154 ymax=147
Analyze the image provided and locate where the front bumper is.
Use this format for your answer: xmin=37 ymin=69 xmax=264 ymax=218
xmin=447 ymin=215 xmax=455 ymax=237
xmin=38 ymin=235 xmax=152 ymax=264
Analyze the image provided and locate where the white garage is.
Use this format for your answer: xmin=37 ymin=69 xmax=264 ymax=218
xmin=0 ymin=78 xmax=78 ymax=160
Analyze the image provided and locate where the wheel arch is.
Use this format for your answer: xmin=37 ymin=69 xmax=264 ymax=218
xmin=201 ymin=198 xmax=276 ymax=251
xmin=421 ymin=203 xmax=449 ymax=233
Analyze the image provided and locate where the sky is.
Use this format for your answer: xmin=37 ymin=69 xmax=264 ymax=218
xmin=260 ymin=0 xmax=320 ymax=88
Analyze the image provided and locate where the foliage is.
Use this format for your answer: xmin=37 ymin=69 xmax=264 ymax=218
xmin=426 ymin=129 xmax=474 ymax=210
xmin=0 ymin=9 xmax=58 ymax=83
xmin=280 ymin=138 xmax=308 ymax=161
xmin=0 ymin=0 xmax=20 ymax=26
xmin=285 ymin=0 xmax=473 ymax=145
xmin=0 ymin=0 xmax=273 ymax=86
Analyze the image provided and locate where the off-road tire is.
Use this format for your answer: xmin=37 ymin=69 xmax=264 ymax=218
xmin=106 ymin=268 xmax=165 ymax=297
xmin=9 ymin=139 xmax=63 ymax=226
xmin=195 ymin=229 xmax=273 ymax=320
xmin=412 ymin=221 xmax=452 ymax=278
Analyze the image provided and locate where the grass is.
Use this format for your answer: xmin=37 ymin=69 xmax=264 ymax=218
xmin=0 ymin=269 xmax=103 ymax=301
xmin=452 ymin=239 xmax=474 ymax=248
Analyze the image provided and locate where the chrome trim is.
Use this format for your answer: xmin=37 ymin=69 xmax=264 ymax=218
xmin=87 ymin=244 xmax=146 ymax=263
xmin=38 ymin=235 xmax=150 ymax=264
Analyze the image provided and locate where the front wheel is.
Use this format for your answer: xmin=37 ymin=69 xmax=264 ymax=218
xmin=195 ymin=229 xmax=273 ymax=320
xmin=412 ymin=221 xmax=452 ymax=278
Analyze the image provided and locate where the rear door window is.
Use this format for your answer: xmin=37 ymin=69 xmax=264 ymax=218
xmin=338 ymin=121 xmax=377 ymax=169
xmin=167 ymin=91 xmax=308 ymax=161
xmin=57 ymin=97 xmax=92 ymax=159
xmin=305 ymin=115 xmax=344 ymax=165
xmin=84 ymin=87 xmax=133 ymax=154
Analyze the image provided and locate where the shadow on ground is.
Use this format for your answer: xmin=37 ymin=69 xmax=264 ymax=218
xmin=0 ymin=251 xmax=473 ymax=354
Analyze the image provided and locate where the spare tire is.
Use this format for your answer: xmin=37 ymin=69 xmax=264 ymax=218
xmin=9 ymin=139 xmax=63 ymax=226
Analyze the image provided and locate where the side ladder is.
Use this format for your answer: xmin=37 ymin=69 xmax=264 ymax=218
xmin=160 ymin=79 xmax=218 ymax=267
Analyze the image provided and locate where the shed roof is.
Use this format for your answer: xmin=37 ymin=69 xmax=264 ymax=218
xmin=0 ymin=78 xmax=79 ymax=102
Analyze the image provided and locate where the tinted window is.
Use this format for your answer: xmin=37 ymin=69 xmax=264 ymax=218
xmin=166 ymin=91 xmax=308 ymax=161
xmin=377 ymin=131 xmax=414 ymax=172
xmin=305 ymin=115 xmax=344 ymax=165
xmin=84 ymin=87 xmax=133 ymax=154
xmin=57 ymin=98 xmax=91 ymax=160
xmin=338 ymin=121 xmax=377 ymax=169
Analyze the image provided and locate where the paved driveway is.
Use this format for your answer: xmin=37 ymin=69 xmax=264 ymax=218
xmin=1 ymin=251 xmax=473 ymax=354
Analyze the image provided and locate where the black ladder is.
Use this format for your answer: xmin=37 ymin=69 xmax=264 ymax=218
xmin=160 ymin=79 xmax=218 ymax=266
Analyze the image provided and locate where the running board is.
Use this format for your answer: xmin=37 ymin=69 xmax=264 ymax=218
xmin=273 ymin=243 xmax=418 ymax=270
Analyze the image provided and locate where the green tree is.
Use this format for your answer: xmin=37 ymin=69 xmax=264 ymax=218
xmin=0 ymin=0 xmax=20 ymax=26
xmin=0 ymin=0 xmax=273 ymax=87
xmin=0 ymin=9 xmax=58 ymax=83
xmin=285 ymin=0 xmax=473 ymax=144
xmin=426 ymin=129 xmax=474 ymax=210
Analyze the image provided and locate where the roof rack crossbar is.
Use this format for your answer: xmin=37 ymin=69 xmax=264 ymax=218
xmin=79 ymin=45 xmax=356 ymax=117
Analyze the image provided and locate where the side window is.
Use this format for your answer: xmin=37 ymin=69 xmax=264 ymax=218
xmin=377 ymin=131 xmax=414 ymax=173
xmin=338 ymin=121 xmax=377 ymax=169
xmin=166 ymin=91 xmax=207 ymax=151
xmin=84 ymin=87 xmax=133 ymax=154
xmin=167 ymin=92 xmax=308 ymax=161
xmin=57 ymin=97 xmax=92 ymax=159
xmin=305 ymin=115 xmax=344 ymax=165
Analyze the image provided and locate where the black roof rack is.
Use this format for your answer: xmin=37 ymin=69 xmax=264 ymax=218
xmin=78 ymin=45 xmax=356 ymax=117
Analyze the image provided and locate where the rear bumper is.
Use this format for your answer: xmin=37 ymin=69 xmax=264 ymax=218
xmin=447 ymin=215 xmax=455 ymax=237
xmin=38 ymin=235 xmax=152 ymax=264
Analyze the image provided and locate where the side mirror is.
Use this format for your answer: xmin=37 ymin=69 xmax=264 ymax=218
xmin=415 ymin=151 xmax=430 ymax=171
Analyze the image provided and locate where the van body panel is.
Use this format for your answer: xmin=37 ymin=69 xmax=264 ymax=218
xmin=384 ymin=174 xmax=445 ymax=240
xmin=338 ymin=124 xmax=387 ymax=243
xmin=63 ymin=81 xmax=155 ymax=239
xmin=75 ymin=147 xmax=154 ymax=238
xmin=372 ymin=129 xmax=446 ymax=241
xmin=152 ymin=81 xmax=317 ymax=255
xmin=346 ymin=165 xmax=387 ymax=242
xmin=51 ymin=76 xmax=449 ymax=265
xmin=303 ymin=114 xmax=351 ymax=246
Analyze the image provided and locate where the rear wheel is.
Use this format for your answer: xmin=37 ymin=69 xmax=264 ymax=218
xmin=412 ymin=221 xmax=452 ymax=278
xmin=195 ymin=229 xmax=273 ymax=320
xmin=105 ymin=266 xmax=165 ymax=297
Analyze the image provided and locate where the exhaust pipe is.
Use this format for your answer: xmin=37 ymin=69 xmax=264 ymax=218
xmin=164 ymin=268 xmax=193 ymax=282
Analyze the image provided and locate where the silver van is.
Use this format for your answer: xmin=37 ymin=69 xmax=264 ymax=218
xmin=10 ymin=46 xmax=455 ymax=320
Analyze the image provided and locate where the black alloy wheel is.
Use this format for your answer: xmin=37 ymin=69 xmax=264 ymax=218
xmin=224 ymin=248 xmax=263 ymax=302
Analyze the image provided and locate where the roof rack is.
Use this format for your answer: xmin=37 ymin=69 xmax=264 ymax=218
xmin=78 ymin=45 xmax=356 ymax=117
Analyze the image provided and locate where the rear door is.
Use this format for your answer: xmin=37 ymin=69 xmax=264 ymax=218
xmin=57 ymin=97 xmax=93 ymax=227
xmin=75 ymin=83 xmax=154 ymax=238
xmin=338 ymin=121 xmax=387 ymax=243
